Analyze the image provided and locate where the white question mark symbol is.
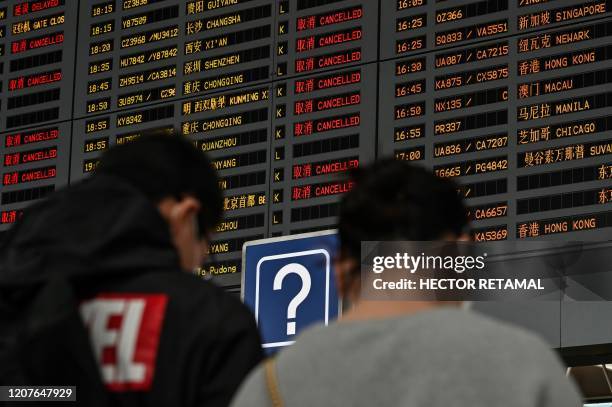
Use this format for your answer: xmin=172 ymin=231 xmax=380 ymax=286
xmin=273 ymin=263 xmax=312 ymax=336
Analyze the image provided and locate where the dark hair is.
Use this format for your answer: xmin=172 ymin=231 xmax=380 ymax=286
xmin=339 ymin=159 xmax=468 ymax=259
xmin=95 ymin=130 xmax=222 ymax=234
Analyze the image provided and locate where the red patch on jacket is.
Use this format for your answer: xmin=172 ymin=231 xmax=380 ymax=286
xmin=80 ymin=293 xmax=168 ymax=391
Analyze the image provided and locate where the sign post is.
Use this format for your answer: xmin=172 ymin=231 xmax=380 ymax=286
xmin=242 ymin=230 xmax=340 ymax=350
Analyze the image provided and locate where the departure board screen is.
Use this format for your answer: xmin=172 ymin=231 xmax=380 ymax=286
xmin=1 ymin=0 xmax=612 ymax=289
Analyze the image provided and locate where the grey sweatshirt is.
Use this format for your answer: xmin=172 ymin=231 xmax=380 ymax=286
xmin=231 ymin=308 xmax=582 ymax=407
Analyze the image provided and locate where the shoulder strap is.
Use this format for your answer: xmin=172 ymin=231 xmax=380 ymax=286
xmin=264 ymin=357 xmax=284 ymax=407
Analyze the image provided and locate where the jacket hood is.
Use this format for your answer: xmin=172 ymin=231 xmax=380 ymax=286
xmin=0 ymin=175 xmax=180 ymax=285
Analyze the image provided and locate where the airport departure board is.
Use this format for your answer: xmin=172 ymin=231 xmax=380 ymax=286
xmin=1 ymin=0 xmax=612 ymax=288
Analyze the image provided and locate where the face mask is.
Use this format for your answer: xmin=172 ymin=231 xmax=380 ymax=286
xmin=193 ymin=214 xmax=218 ymax=279
xmin=192 ymin=213 xmax=200 ymax=240
xmin=191 ymin=214 xmax=203 ymax=273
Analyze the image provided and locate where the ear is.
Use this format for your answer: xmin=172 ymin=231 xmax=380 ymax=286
xmin=169 ymin=196 xmax=201 ymax=225
xmin=456 ymin=233 xmax=471 ymax=242
xmin=334 ymin=251 xmax=359 ymax=301
xmin=158 ymin=196 xmax=201 ymax=235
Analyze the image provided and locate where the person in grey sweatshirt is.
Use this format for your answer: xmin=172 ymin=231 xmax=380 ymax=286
xmin=231 ymin=159 xmax=582 ymax=407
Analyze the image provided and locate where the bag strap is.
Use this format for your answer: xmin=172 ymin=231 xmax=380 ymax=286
xmin=264 ymin=357 xmax=284 ymax=407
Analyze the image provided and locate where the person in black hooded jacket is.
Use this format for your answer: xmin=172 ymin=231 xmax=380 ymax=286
xmin=0 ymin=132 xmax=263 ymax=406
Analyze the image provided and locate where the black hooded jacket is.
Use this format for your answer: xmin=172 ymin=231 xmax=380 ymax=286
xmin=0 ymin=175 xmax=263 ymax=406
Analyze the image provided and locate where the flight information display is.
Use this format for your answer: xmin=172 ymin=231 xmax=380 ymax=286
xmin=378 ymin=0 xmax=612 ymax=247
xmin=1 ymin=0 xmax=612 ymax=289
xmin=0 ymin=0 xmax=75 ymax=233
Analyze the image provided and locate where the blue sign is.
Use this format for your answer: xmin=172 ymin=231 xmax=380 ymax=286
xmin=242 ymin=230 xmax=340 ymax=350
